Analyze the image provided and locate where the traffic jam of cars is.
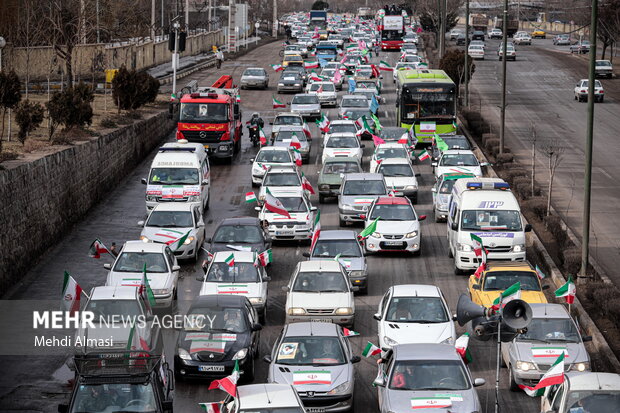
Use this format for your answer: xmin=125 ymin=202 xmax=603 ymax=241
xmin=54 ymin=6 xmax=620 ymax=413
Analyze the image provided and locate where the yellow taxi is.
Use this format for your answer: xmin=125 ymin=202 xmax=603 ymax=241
xmin=468 ymin=261 xmax=548 ymax=307
xmin=318 ymin=30 xmax=328 ymax=40
xmin=531 ymin=29 xmax=546 ymax=39
xmin=282 ymin=53 xmax=303 ymax=67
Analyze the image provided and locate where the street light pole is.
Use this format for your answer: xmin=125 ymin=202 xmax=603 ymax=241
xmin=499 ymin=0 xmax=509 ymax=155
xmin=439 ymin=0 xmax=447 ymax=58
xmin=580 ymin=0 xmax=599 ymax=278
xmin=464 ymin=0 xmax=470 ymax=106
xmin=272 ymin=0 xmax=278 ymax=38
xmin=172 ymin=20 xmax=180 ymax=99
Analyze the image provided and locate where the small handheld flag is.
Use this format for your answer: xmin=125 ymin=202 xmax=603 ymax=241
xmin=272 ymin=96 xmax=286 ymax=109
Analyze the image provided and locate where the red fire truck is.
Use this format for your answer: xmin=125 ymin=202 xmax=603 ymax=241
xmin=176 ymin=75 xmax=242 ymax=162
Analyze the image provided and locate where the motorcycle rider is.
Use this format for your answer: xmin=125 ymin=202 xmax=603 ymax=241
xmin=247 ymin=112 xmax=265 ymax=145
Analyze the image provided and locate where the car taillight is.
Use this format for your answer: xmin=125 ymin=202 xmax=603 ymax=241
xmin=175 ymin=130 xmax=184 ymax=140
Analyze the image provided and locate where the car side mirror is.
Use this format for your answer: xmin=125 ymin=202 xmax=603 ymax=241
xmin=542 ymin=284 xmax=550 ymax=290
xmin=373 ymin=375 xmax=385 ymax=387
xmin=141 ymin=178 xmax=147 ymax=185
xmin=310 ymin=206 xmax=318 ymax=211
xmin=302 ymin=252 xmax=310 ymax=258
xmin=263 ymin=355 xmax=272 ymax=363
xmin=172 ymin=265 xmax=181 ymax=271
xmin=254 ymin=206 xmax=262 ymax=212
xmin=418 ymin=215 xmax=427 ymax=221
xmin=251 ymin=323 xmax=263 ymax=331
xmin=281 ymin=285 xmax=289 ymax=292
xmin=472 ymin=284 xmax=481 ymax=290
xmin=137 ymin=220 xmax=145 ymax=226
xmin=58 ymin=404 xmax=68 ymax=413
xmin=431 ymin=162 xmax=437 ymax=167
xmin=474 ymin=378 xmax=486 ymax=387
xmin=250 ymin=158 xmax=255 ymax=163
xmin=431 ymin=187 xmax=437 ymax=193
xmin=415 ymin=173 xmax=421 ymax=177
xmin=480 ymin=162 xmax=490 ymax=167
xmin=197 ymin=220 xmax=205 ymax=228
xmin=360 ymin=144 xmax=365 ymax=148
xmin=351 ymin=355 xmax=361 ymax=363
xmin=287 ymin=102 xmax=291 ymax=105
xmin=452 ymin=314 xmax=458 ymax=321
xmin=373 ymin=313 xmax=381 ymax=321
xmin=451 ymin=222 xmax=458 ymax=231
xmin=205 ymin=237 xmax=212 ymax=243
xmin=525 ymin=223 xmax=532 ymax=232
xmin=582 ymin=335 xmax=593 ymax=342
xmin=103 ymin=263 xmax=112 ymax=270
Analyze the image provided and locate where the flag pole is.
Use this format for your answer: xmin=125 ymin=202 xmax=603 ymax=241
xmin=81 ymin=289 xmax=90 ymax=300
xmin=495 ymin=316 xmax=501 ymax=413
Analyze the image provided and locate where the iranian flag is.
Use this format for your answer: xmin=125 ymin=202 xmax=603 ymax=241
xmin=535 ymin=265 xmax=546 ymax=280
xmin=272 ymin=96 xmax=286 ymax=109
xmin=455 ymin=333 xmax=472 ymax=364
xmin=290 ymin=133 xmax=302 ymax=149
xmin=61 ymin=271 xmax=82 ymax=314
xmin=310 ymin=209 xmax=321 ymax=251
xmin=474 ymin=261 xmax=486 ymax=279
xmin=302 ymin=122 xmax=312 ymax=139
xmin=208 ymin=360 xmax=240 ymax=397
xmin=316 ymin=113 xmax=330 ymax=133
xmin=316 ymin=83 xmax=324 ymax=94
xmin=199 ymin=402 xmax=222 ymax=413
xmin=88 ymin=238 xmax=111 ymax=259
xmin=372 ymin=134 xmax=386 ymax=146
xmin=126 ymin=322 xmax=150 ymax=356
xmin=304 ymin=61 xmax=319 ymax=69
xmin=555 ymin=276 xmax=576 ymax=304
xmin=301 ymin=172 xmax=315 ymax=194
xmin=358 ymin=217 xmax=380 ymax=241
xmin=293 ymin=370 xmax=331 ymax=385
xmin=411 ymin=397 xmax=452 ymax=409
xmin=397 ymin=135 xmax=409 ymax=144
xmin=168 ymin=230 xmax=191 ymax=251
xmin=343 ymin=328 xmax=360 ymax=337
xmin=491 ymin=281 xmax=521 ymax=311
xmin=265 ymin=189 xmax=292 ymax=218
xmin=518 ymin=353 xmax=566 ymax=397
xmin=470 ymin=233 xmax=484 ymax=256
xmin=292 ymin=148 xmax=303 ymax=166
xmin=224 ymin=253 xmax=235 ymax=267
xmin=245 ymin=191 xmax=257 ymax=203
xmin=258 ymin=126 xmax=267 ymax=145
xmin=271 ymin=64 xmax=284 ymax=72
xmin=418 ymin=149 xmax=430 ymax=161
xmin=255 ymin=249 xmax=273 ymax=266
xmin=362 ymin=341 xmax=382 ymax=357
xmin=378 ymin=60 xmax=393 ymax=71
xmin=309 ymin=74 xmax=323 ymax=82
xmin=140 ymin=263 xmax=157 ymax=308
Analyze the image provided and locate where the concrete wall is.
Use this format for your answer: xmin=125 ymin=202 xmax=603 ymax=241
xmin=3 ymin=30 xmax=225 ymax=82
xmin=0 ymin=112 xmax=175 ymax=296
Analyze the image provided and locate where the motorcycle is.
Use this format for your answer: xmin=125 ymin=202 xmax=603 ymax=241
xmin=247 ymin=124 xmax=260 ymax=147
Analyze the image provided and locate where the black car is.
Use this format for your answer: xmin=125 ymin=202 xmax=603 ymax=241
xmin=456 ymin=33 xmax=469 ymax=46
xmin=471 ymin=30 xmax=485 ymax=41
xmin=282 ymin=66 xmax=308 ymax=85
xmin=174 ymin=295 xmax=262 ymax=382
xmin=431 ymin=135 xmax=473 ymax=161
xmin=205 ymin=216 xmax=271 ymax=254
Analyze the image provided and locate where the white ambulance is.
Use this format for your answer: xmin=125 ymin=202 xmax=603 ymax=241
xmin=447 ymin=178 xmax=531 ymax=274
xmin=142 ymin=140 xmax=211 ymax=213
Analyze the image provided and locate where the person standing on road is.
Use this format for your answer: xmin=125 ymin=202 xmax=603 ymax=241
xmin=216 ymin=48 xmax=224 ymax=69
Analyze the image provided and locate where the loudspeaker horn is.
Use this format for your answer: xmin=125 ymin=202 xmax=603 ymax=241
xmin=502 ymin=299 xmax=532 ymax=330
xmin=456 ymin=294 xmax=488 ymax=327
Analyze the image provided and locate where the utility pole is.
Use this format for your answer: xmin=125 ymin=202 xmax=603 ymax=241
xmin=162 ymin=0 xmax=165 ymax=32
xmin=464 ymin=0 xmax=470 ymax=106
xmin=272 ymin=0 xmax=278 ymax=38
xmin=208 ymin=0 xmax=212 ymax=31
xmin=185 ymin=0 xmax=190 ymax=30
xmin=96 ymin=0 xmax=101 ymax=43
xmin=499 ymin=0 xmax=509 ymax=154
xmin=151 ymin=0 xmax=156 ymax=40
xmin=171 ymin=19 xmax=180 ymax=99
xmin=439 ymin=0 xmax=447 ymax=58
xmin=580 ymin=0 xmax=599 ymax=278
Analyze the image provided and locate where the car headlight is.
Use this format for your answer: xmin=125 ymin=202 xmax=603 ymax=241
xmin=457 ymin=243 xmax=472 ymax=252
xmin=187 ymin=195 xmax=200 ymax=202
xmin=349 ymin=270 xmax=364 ymax=278
xmin=318 ymin=184 xmax=330 ymax=191
xmin=341 ymin=205 xmax=356 ymax=212
xmin=252 ymin=167 xmax=265 ymax=175
xmin=384 ymin=336 xmax=398 ymax=346
xmin=335 ymin=307 xmax=353 ymax=315
xmin=371 ymin=231 xmax=381 ymax=238
xmin=327 ymin=381 xmax=351 ymax=395
xmin=405 ymin=185 xmax=417 ymax=190
xmin=184 ymin=236 xmax=195 ymax=245
xmin=574 ymin=362 xmax=590 ymax=372
xmin=249 ymin=297 xmax=265 ymax=305
xmin=233 ymin=348 xmax=249 ymax=360
xmin=288 ymin=307 xmax=306 ymax=315
xmin=278 ymin=83 xmax=285 ymax=86
xmin=516 ymin=361 xmax=536 ymax=371
xmin=178 ymin=348 xmax=192 ymax=360
xmin=405 ymin=231 xmax=418 ymax=239
xmin=440 ymin=336 xmax=454 ymax=345
xmin=294 ymin=83 xmax=301 ymax=86
xmin=512 ymin=244 xmax=525 ymax=253
xmin=151 ymin=288 xmax=170 ymax=295
xmin=146 ymin=195 xmax=158 ymax=202
xmin=140 ymin=235 xmax=150 ymax=242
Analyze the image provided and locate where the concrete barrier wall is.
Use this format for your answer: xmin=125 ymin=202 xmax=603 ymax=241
xmin=4 ymin=30 xmax=225 ymax=82
xmin=456 ymin=17 xmax=588 ymax=37
xmin=0 ymin=112 xmax=175 ymax=296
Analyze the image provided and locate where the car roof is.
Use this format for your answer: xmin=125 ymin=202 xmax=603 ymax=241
xmin=324 ymin=156 xmax=360 ymax=164
xmin=121 ymin=240 xmax=166 ymax=253
xmin=375 ymin=196 xmax=411 ymax=206
xmin=212 ymin=251 xmax=255 ymax=263
xmin=218 ymin=216 xmax=261 ymax=227
xmin=266 ymin=166 xmax=298 ymax=173
xmin=258 ymin=146 xmax=291 ymax=153
xmin=342 ymin=94 xmax=367 ymax=99
xmin=150 ymin=202 xmax=196 ymax=212
xmin=90 ymin=286 xmax=138 ymax=301
xmin=298 ymin=260 xmax=343 ymax=272
xmin=244 ymin=67 xmax=266 ymax=71
xmin=378 ymin=158 xmax=412 ymax=166
xmin=293 ymin=93 xmax=318 ymax=98
xmin=327 ymin=132 xmax=357 ymax=138
xmin=237 ymin=384 xmax=301 ymax=408
xmin=567 ymin=372 xmax=620 ymax=391
xmin=190 ymin=294 xmax=248 ymax=309
xmin=376 ymin=142 xmax=408 ymax=149
xmin=485 ymin=261 xmax=535 ymax=272
xmin=381 ymin=127 xmax=408 ymax=133
xmin=528 ymin=303 xmax=571 ymax=319
xmin=394 ymin=343 xmax=461 ymax=361
xmin=318 ymin=230 xmax=358 ymax=240
xmin=329 ymin=119 xmax=356 ymax=125
xmin=344 ymin=172 xmax=384 ymax=181
xmin=284 ymin=321 xmax=339 ymax=337
xmin=442 ymin=149 xmax=476 ymax=155
xmin=391 ymin=284 xmax=442 ymax=298
xmin=275 ymin=112 xmax=302 ymax=117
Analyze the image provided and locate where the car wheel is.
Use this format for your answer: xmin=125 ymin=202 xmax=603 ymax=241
xmin=508 ymin=366 xmax=520 ymax=391
xmin=259 ymin=307 xmax=267 ymax=325
xmin=448 ymin=247 xmax=453 ymax=258
xmin=454 ymin=266 xmax=466 ymax=276
xmin=599 ymin=96 xmax=604 ymax=103
xmin=412 ymin=248 xmax=421 ymax=257
xmin=205 ymin=191 xmax=210 ymax=211
xmin=339 ymin=218 xmax=346 ymax=227
xmin=244 ymin=358 xmax=255 ymax=383
xmin=319 ymin=194 xmax=326 ymax=203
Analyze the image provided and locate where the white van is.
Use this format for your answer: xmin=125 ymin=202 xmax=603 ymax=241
xmin=142 ymin=140 xmax=210 ymax=213
xmin=447 ymin=178 xmax=531 ymax=274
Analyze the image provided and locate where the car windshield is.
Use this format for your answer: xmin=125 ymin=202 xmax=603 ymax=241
xmin=403 ymin=55 xmax=421 ymax=63
xmin=395 ymin=64 xmax=414 ymax=71
xmin=146 ymin=211 xmax=193 ymax=228
xmin=596 ymin=61 xmax=611 ymax=66
xmin=276 ymin=336 xmax=346 ymax=365
xmin=213 ymin=224 xmax=264 ymax=243
xmin=375 ymin=147 xmax=408 ymax=159
xmin=356 ymin=70 xmax=373 ymax=77
xmin=263 ymin=172 xmax=301 ymax=186
xmin=342 ymin=110 xmax=367 ymax=120
xmin=113 ymin=252 xmax=168 ymax=273
xmin=441 ymin=137 xmax=471 ymax=150
xmin=439 ymin=179 xmax=457 ymax=194
xmin=322 ymin=69 xmax=336 ymax=77
xmin=292 ymin=271 xmax=348 ymax=293
xmin=309 ymin=83 xmax=335 ymax=92
xmin=380 ymin=129 xmax=408 ymax=141
xmin=582 ymin=80 xmax=603 ymax=88
xmin=326 ymin=136 xmax=359 ymax=148
xmin=70 ymin=383 xmax=157 ymax=413
xmin=389 ymin=360 xmax=470 ymax=391
xmin=440 ymin=153 xmax=478 ymax=167
xmin=386 ymin=297 xmax=448 ymax=323
xmin=370 ymin=204 xmax=416 ymax=221
xmin=483 ymin=271 xmax=540 ymax=292
xmin=149 ymin=167 xmax=199 ymax=185
xmin=277 ymin=197 xmax=308 ymax=213
xmin=184 ymin=306 xmax=247 ymax=333
xmin=85 ymin=299 xmax=142 ymax=318
xmin=460 ymin=209 xmax=523 ymax=231
xmin=255 ymin=150 xmax=291 ymax=163
xmin=566 ymin=391 xmax=620 ymax=412
xmin=378 ymin=164 xmax=414 ymax=177
xmin=206 ymin=262 xmax=261 ymax=283
xmin=343 ymin=179 xmax=386 ymax=195
xmin=244 ymin=69 xmax=264 ymax=76
xmin=285 ymin=55 xmax=303 ymax=62
xmin=275 ymin=116 xmax=303 ymax=126
xmin=341 ymin=98 xmax=368 ymax=108
xmin=517 ymin=317 xmax=580 ymax=343
xmin=329 ymin=124 xmax=357 ymax=134
xmin=293 ymin=96 xmax=319 ymax=104
xmin=323 ymin=161 xmax=360 ymax=174
xmin=180 ymin=102 xmax=228 ymax=123
xmin=275 ymin=131 xmax=306 ymax=142
xmin=312 ymin=239 xmax=361 ymax=258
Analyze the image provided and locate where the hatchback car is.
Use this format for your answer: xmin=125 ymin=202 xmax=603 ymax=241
xmin=363 ymin=196 xmax=425 ymax=254
xmin=471 ymin=30 xmax=485 ymax=41
xmin=318 ymin=157 xmax=362 ymax=203
xmin=338 ymin=95 xmax=370 ymax=118
xmin=283 ymin=66 xmax=309 ymax=85
xmin=531 ymin=29 xmax=546 ymax=39
xmin=283 ymin=54 xmax=304 ymax=67
xmin=223 ymin=383 xmax=306 ymax=412
xmin=374 ymin=285 xmax=455 ymax=350
xmin=374 ymin=343 xmax=485 ymax=413
xmin=456 ymin=33 xmax=468 ymax=46
xmin=240 ymin=67 xmax=269 ymax=89
xmin=338 ymin=172 xmax=388 ymax=226
xmin=251 ymin=146 xmax=296 ymax=186
xmin=400 ymin=43 xmax=418 ymax=55
xmin=502 ymin=303 xmax=591 ymax=391
xmin=514 ymin=33 xmax=532 ymax=45
xmin=320 ymin=68 xmax=343 ymax=89
xmin=574 ymin=79 xmax=604 ymax=102
xmin=322 ymin=120 xmax=360 ymax=145
xmin=433 ymin=150 xmax=484 ymax=180
xmin=273 ymin=126 xmax=311 ymax=162
xmin=305 ymin=81 xmax=337 ymax=107
xmin=205 ymin=216 xmax=271 ymax=254
xmin=139 ymin=203 xmax=205 ymax=261
xmin=290 ymin=93 xmax=321 ymax=120
xmin=256 ymin=189 xmax=317 ymax=242
xmin=370 ymin=143 xmax=412 ymax=173
xmin=270 ymin=112 xmax=305 ymax=138
xmin=376 ymin=159 xmax=420 ymax=201
xmin=432 ymin=173 xmax=475 ymax=222
xmin=174 ymin=295 xmax=261 ymax=382
xmin=265 ymin=322 xmax=359 ymax=412
xmin=322 ymin=133 xmax=364 ymax=164
xmin=450 ymin=29 xmax=462 ymax=40
xmin=278 ymin=73 xmax=304 ymax=94
xmin=284 ymin=260 xmax=356 ymax=327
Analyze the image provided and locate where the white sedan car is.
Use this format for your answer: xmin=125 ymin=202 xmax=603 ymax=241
xmin=305 ymin=81 xmax=338 ymax=107
xmin=250 ymin=147 xmax=296 ymax=187
xmin=468 ymin=44 xmax=485 ymax=60
xmin=322 ymin=132 xmax=364 ymax=164
xmin=255 ymin=189 xmax=316 ymax=242
xmin=369 ymin=143 xmax=412 ymax=173
xmin=574 ymin=79 xmax=605 ymax=102
xmin=392 ymin=62 xmax=416 ymax=83
xmin=376 ymin=158 xmax=419 ymax=202
xmin=258 ymin=166 xmax=304 ymax=200
xmin=374 ymin=284 xmax=456 ymax=350
xmin=433 ymin=149 xmax=485 ymax=180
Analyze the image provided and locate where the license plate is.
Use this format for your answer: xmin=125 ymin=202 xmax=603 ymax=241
xmin=276 ymin=230 xmax=294 ymax=235
xmin=306 ymin=409 xmax=326 ymax=413
xmin=311 ymin=318 xmax=332 ymax=323
xmin=198 ymin=365 xmax=225 ymax=372
xmin=385 ymin=241 xmax=403 ymax=246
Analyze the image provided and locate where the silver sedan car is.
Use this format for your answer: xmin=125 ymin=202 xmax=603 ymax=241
xmin=240 ymin=67 xmax=269 ymax=89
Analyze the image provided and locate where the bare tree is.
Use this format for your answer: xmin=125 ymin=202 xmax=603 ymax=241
xmin=16 ymin=0 xmax=47 ymax=98
xmin=540 ymin=139 xmax=565 ymax=217
xmin=47 ymin=0 xmax=82 ymax=88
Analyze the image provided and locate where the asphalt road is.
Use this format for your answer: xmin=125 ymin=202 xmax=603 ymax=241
xmin=466 ymin=36 xmax=620 ymax=284
xmin=0 ymin=40 xmax=538 ymax=412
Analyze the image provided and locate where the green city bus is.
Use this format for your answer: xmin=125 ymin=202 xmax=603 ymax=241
xmin=396 ymin=69 xmax=457 ymax=144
